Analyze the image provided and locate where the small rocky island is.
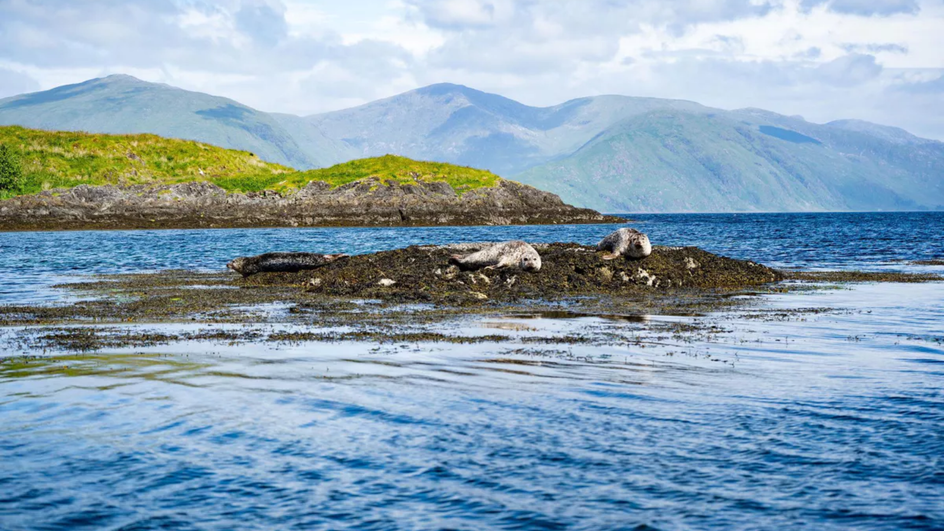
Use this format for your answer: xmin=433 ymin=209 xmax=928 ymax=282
xmin=0 ymin=126 xmax=619 ymax=230
xmin=238 ymin=243 xmax=785 ymax=303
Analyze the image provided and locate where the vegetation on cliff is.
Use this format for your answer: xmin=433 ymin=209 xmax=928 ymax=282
xmin=0 ymin=126 xmax=503 ymax=199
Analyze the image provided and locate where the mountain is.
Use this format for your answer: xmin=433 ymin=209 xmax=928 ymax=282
xmin=304 ymin=83 xmax=707 ymax=176
xmin=1 ymin=75 xmax=942 ymax=212
xmin=0 ymin=75 xmax=342 ymax=169
xmin=516 ymin=109 xmax=944 ymax=212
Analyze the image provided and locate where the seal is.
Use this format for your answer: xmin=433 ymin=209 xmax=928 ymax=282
xmin=449 ymin=241 xmax=542 ymax=272
xmin=597 ymin=228 xmax=652 ymax=260
xmin=227 ymin=252 xmax=348 ymax=277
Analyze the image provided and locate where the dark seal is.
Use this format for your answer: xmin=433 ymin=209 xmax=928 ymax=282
xmin=227 ymin=252 xmax=348 ymax=277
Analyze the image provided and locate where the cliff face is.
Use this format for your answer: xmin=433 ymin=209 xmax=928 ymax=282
xmin=0 ymin=179 xmax=622 ymax=231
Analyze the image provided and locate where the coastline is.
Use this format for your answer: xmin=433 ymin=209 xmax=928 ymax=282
xmin=0 ymin=179 xmax=624 ymax=232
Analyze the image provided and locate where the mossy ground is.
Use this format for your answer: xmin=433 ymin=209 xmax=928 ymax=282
xmin=0 ymin=126 xmax=503 ymax=199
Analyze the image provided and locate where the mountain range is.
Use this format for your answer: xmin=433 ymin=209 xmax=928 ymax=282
xmin=1 ymin=74 xmax=942 ymax=212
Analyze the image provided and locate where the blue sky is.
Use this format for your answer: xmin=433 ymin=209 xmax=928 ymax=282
xmin=0 ymin=0 xmax=942 ymax=138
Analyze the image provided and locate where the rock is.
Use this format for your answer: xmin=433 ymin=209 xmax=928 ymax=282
xmin=635 ymin=268 xmax=656 ymax=287
xmin=599 ymin=267 xmax=613 ymax=282
xmin=442 ymin=265 xmax=460 ymax=280
xmin=378 ymin=278 xmax=397 ymax=287
xmin=684 ymin=257 xmax=699 ymax=270
xmin=236 ymin=244 xmax=785 ymax=302
xmin=469 ymin=291 xmax=489 ymax=300
xmin=0 ymin=179 xmax=622 ymax=231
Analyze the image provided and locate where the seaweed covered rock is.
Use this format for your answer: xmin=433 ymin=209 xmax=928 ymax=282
xmin=236 ymin=243 xmax=784 ymax=303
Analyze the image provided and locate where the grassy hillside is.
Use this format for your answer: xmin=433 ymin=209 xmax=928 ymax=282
xmin=290 ymin=155 xmax=500 ymax=191
xmin=0 ymin=126 xmax=503 ymax=199
xmin=0 ymin=75 xmax=330 ymax=169
xmin=211 ymin=155 xmax=502 ymax=194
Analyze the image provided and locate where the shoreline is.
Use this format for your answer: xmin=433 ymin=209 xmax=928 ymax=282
xmin=0 ymin=180 xmax=625 ymax=232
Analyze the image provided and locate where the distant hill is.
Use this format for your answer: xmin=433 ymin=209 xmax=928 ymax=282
xmin=304 ymin=83 xmax=707 ymax=176
xmin=0 ymin=75 xmax=340 ymax=169
xmin=516 ymin=109 xmax=944 ymax=212
xmin=1 ymin=75 xmax=942 ymax=212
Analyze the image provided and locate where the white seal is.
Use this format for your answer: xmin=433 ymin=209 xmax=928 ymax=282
xmin=448 ymin=241 xmax=542 ymax=272
xmin=597 ymin=228 xmax=652 ymax=260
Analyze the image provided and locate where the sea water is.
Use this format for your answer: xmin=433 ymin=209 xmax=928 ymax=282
xmin=0 ymin=212 xmax=942 ymax=530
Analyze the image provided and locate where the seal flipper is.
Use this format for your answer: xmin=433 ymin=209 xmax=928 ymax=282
xmin=601 ymin=252 xmax=620 ymax=261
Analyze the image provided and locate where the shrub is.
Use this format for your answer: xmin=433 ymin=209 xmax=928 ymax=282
xmin=0 ymin=143 xmax=23 ymax=192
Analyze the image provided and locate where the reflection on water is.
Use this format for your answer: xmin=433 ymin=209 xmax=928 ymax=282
xmin=2 ymin=282 xmax=942 ymax=530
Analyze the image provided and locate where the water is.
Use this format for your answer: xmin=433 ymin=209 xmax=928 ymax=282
xmin=2 ymin=212 xmax=943 ymax=304
xmin=1 ymin=212 xmax=943 ymax=530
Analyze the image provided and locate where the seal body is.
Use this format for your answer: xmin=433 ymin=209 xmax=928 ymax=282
xmin=449 ymin=241 xmax=542 ymax=272
xmin=227 ymin=252 xmax=347 ymax=277
xmin=597 ymin=228 xmax=652 ymax=260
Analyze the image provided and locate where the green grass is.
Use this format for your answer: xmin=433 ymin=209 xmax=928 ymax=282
xmin=0 ymin=126 xmax=502 ymax=199
xmin=279 ymin=155 xmax=500 ymax=193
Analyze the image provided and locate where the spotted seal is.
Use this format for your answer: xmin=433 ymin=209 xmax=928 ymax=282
xmin=597 ymin=228 xmax=652 ymax=260
xmin=449 ymin=241 xmax=542 ymax=272
xmin=227 ymin=252 xmax=348 ymax=277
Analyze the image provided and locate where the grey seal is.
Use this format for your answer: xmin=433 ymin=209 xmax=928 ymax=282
xmin=449 ymin=241 xmax=542 ymax=272
xmin=227 ymin=252 xmax=348 ymax=277
xmin=597 ymin=228 xmax=652 ymax=260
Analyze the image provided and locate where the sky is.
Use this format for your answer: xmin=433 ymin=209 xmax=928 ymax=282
xmin=0 ymin=0 xmax=942 ymax=139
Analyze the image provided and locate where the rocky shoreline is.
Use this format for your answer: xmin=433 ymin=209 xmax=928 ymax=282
xmin=0 ymin=179 xmax=622 ymax=231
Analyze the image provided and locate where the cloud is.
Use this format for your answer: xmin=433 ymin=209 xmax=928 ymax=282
xmin=234 ymin=0 xmax=288 ymax=46
xmin=0 ymin=68 xmax=41 ymax=98
xmin=410 ymin=0 xmax=778 ymax=75
xmin=800 ymin=0 xmax=920 ymax=16
xmin=0 ymin=0 xmax=941 ymax=138
xmin=840 ymin=42 xmax=909 ymax=54
xmin=416 ymin=0 xmax=499 ymax=28
xmin=894 ymin=73 xmax=944 ymax=93
xmin=816 ymin=53 xmax=883 ymax=85
xmin=0 ymin=0 xmax=405 ymax=75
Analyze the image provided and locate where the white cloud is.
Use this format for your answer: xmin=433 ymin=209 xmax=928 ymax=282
xmin=0 ymin=67 xmax=41 ymax=98
xmin=0 ymin=0 xmax=941 ymax=137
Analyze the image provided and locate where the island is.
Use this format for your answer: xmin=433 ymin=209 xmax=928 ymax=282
xmin=0 ymin=126 xmax=622 ymax=231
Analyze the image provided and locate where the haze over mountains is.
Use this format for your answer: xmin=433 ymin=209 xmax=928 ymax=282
xmin=1 ymin=75 xmax=942 ymax=213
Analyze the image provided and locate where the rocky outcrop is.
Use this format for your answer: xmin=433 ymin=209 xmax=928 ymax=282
xmin=238 ymin=243 xmax=786 ymax=303
xmin=0 ymin=179 xmax=623 ymax=231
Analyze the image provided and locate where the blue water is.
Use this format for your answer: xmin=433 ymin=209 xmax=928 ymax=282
xmin=1 ymin=212 xmax=943 ymax=530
